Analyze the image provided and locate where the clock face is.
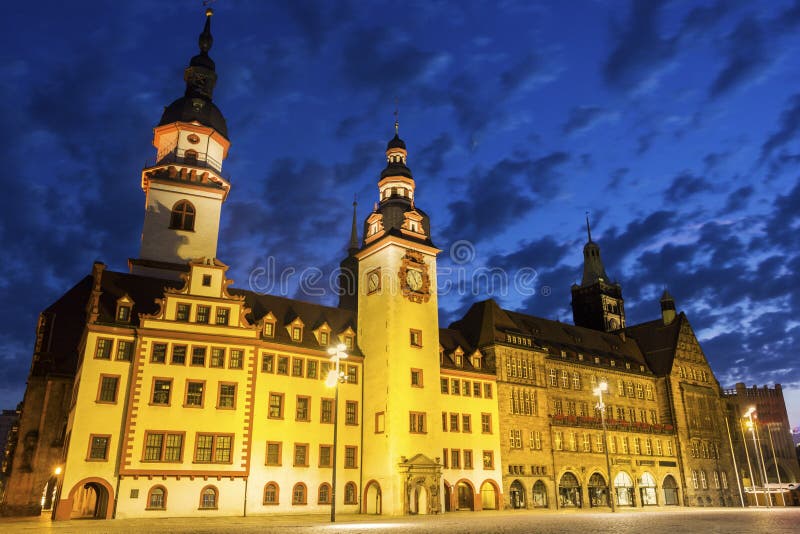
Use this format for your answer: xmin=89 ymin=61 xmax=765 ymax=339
xmin=406 ymin=269 xmax=423 ymax=291
xmin=367 ymin=271 xmax=380 ymax=293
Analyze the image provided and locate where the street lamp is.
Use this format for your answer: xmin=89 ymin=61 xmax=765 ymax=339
xmin=326 ymin=343 xmax=348 ymax=522
xmin=593 ymin=381 xmax=615 ymax=512
xmin=745 ymin=407 xmax=771 ymax=508
xmin=765 ymin=423 xmax=786 ymax=507
xmin=739 ymin=416 xmax=758 ymax=507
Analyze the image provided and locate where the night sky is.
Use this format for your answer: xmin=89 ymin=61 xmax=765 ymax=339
xmin=2 ymin=1 xmax=800 ymax=429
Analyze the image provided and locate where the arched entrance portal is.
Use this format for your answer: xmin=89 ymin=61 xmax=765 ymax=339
xmin=443 ymin=481 xmax=452 ymax=512
xmin=410 ymin=484 xmax=429 ymax=515
xmin=614 ymin=471 xmax=635 ymax=507
xmin=662 ymin=475 xmax=679 ymax=506
xmin=70 ymin=481 xmax=110 ymax=519
xmin=588 ymin=472 xmax=609 ymax=507
xmin=41 ymin=476 xmax=58 ymax=512
xmin=480 ymin=480 xmax=498 ymax=510
xmin=363 ymin=480 xmax=382 ymax=514
xmin=639 ymin=472 xmax=657 ymax=506
xmin=456 ymin=481 xmax=474 ymax=510
xmin=558 ymin=472 xmax=582 ymax=508
xmin=509 ymin=479 xmax=525 ymax=509
xmin=532 ymin=480 xmax=548 ymax=508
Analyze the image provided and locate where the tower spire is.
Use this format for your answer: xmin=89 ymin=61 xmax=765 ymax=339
xmin=394 ymin=98 xmax=399 ymax=135
xmin=349 ymin=195 xmax=359 ymax=253
xmin=586 ymin=211 xmax=593 ymax=243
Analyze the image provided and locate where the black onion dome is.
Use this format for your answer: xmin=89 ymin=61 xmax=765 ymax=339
xmin=364 ymin=198 xmax=434 ymax=247
xmin=159 ymin=98 xmax=228 ymax=138
xmin=387 ymin=133 xmax=406 ymax=150
xmin=380 ymin=160 xmax=413 ymax=179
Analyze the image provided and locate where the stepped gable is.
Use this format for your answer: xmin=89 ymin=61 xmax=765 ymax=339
xmin=626 ymin=313 xmax=685 ymax=376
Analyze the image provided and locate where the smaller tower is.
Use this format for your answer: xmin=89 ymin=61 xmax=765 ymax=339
xmin=131 ymin=9 xmax=231 ymax=280
xmin=571 ymin=215 xmax=625 ymax=331
xmin=660 ymin=289 xmax=676 ymax=325
xmin=337 ymin=198 xmax=360 ymax=310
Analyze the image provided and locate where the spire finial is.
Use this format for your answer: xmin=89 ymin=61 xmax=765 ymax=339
xmin=394 ymin=97 xmax=399 ymax=135
xmin=349 ymin=195 xmax=359 ymax=252
xmin=585 ymin=211 xmax=593 ymax=243
xmin=199 ymin=8 xmax=214 ymax=54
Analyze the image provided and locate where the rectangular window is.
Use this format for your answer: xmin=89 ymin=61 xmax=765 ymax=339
xmin=549 ymin=368 xmax=558 ymax=386
xmin=143 ymin=432 xmax=183 ymax=462
xmin=152 ymin=379 xmax=172 ymax=405
xmin=481 ymin=413 xmax=492 ymax=434
xmin=667 ymin=440 xmax=674 ymax=456
xmin=463 ymin=380 xmax=470 ymax=396
xmin=451 ymin=379 xmax=460 ymax=395
xmin=609 ymin=436 xmax=617 ymax=454
xmin=645 ymin=438 xmax=653 ymax=455
xmin=266 ymin=441 xmax=282 ymax=465
xmin=440 ymin=378 xmax=449 ymax=394
xmin=215 ymin=308 xmax=230 ymax=325
xmin=144 ymin=433 xmax=164 ymax=461
xmin=451 ymin=449 xmax=460 ymax=469
xmin=98 ymin=375 xmax=119 ymax=403
xmin=442 ymin=448 xmax=449 ymax=468
xmin=202 ymin=274 xmax=212 ymax=287
xmin=410 ymin=329 xmax=422 ymax=347
xmin=509 ymin=429 xmax=522 ymax=449
xmin=268 ymin=393 xmax=284 ymax=419
xmin=636 ymin=383 xmax=644 ymax=398
xmin=657 ymin=440 xmax=663 ymax=456
xmin=346 ymin=365 xmax=358 ymax=384
xmin=296 ymin=396 xmax=310 ymax=421
xmin=210 ymin=347 xmax=225 ymax=368
xmin=227 ymin=349 xmax=243 ymax=369
xmin=483 ymin=450 xmax=494 ymax=469
xmin=375 ymin=412 xmax=385 ymax=433
xmin=191 ymin=347 xmax=206 ymax=366
xmin=463 ymin=449 xmax=473 ymax=469
xmin=195 ymin=434 xmax=232 ymax=463
xmin=409 ymin=411 xmax=426 ymax=433
xmin=554 ymin=431 xmax=563 ymax=451
xmin=176 ymin=303 xmax=190 ymax=321
xmin=449 ymin=413 xmax=459 ymax=432
xmin=319 ymin=445 xmax=332 ymax=467
xmin=151 ymin=343 xmax=167 ymax=363
xmin=185 ymin=381 xmax=204 ymax=407
xmin=582 ymin=433 xmax=591 ymax=452
xmin=442 ymin=412 xmax=448 ymax=431
xmin=319 ymin=331 xmax=329 ymax=346
xmin=291 ymin=326 xmax=302 ymax=341
xmin=462 ymin=414 xmax=472 ymax=433
xmin=291 ymin=358 xmax=304 ymax=377
xmin=321 ymin=398 xmax=333 ymax=423
xmin=306 ymin=360 xmax=317 ymax=379
xmin=484 ymin=383 xmax=492 ymax=398
xmin=171 ymin=345 xmax=187 ymax=365
xmin=116 ymin=340 xmax=133 ymax=361
xmin=345 ymin=400 xmax=358 ymax=425
xmin=195 ymin=434 xmax=213 ymax=463
xmin=411 ymin=368 xmax=423 ymax=387
xmin=88 ymin=435 xmax=110 ymax=460
xmin=473 ymin=382 xmax=482 ymax=397
xmin=277 ymin=356 xmax=289 ymax=375
xmin=344 ymin=446 xmax=358 ymax=468
xmin=622 ymin=437 xmax=629 ymax=454
xmin=294 ymin=443 xmax=309 ymax=466
xmin=218 ymin=383 xmax=236 ymax=409
xmin=117 ymin=305 xmax=131 ymax=322
xmin=95 ymin=338 xmax=112 ymax=359
xmin=530 ymin=430 xmax=542 ymax=450
xmin=560 ymin=370 xmax=569 ymax=388
xmin=264 ymin=322 xmax=275 ymax=338
xmin=262 ymin=353 xmax=274 ymax=373
xmin=634 ymin=437 xmax=641 ymax=455
xmin=196 ymin=305 xmax=210 ymax=324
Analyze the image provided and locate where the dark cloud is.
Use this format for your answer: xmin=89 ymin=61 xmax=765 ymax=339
xmin=760 ymin=93 xmax=800 ymax=162
xmin=709 ymin=17 xmax=766 ymax=98
xmin=562 ymin=107 xmax=617 ymax=135
xmin=608 ymin=167 xmax=630 ymax=190
xmin=721 ymin=185 xmax=754 ymax=212
xmin=663 ymin=171 xmax=712 ymax=203
xmin=416 ymin=133 xmax=454 ymax=176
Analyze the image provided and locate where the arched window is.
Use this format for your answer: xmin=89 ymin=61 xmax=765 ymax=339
xmin=147 ymin=485 xmax=167 ymax=510
xmin=263 ymin=482 xmax=279 ymax=505
xmin=292 ymin=483 xmax=307 ymax=505
xmin=344 ymin=482 xmax=357 ymax=504
xmin=318 ymin=483 xmax=331 ymax=504
xmin=170 ymin=200 xmax=195 ymax=231
xmin=199 ymin=485 xmax=218 ymax=509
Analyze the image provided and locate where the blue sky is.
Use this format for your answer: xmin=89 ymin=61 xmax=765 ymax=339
xmin=2 ymin=0 xmax=800 ymax=428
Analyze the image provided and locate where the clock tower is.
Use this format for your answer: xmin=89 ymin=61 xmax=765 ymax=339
xmin=356 ymin=126 xmax=445 ymax=515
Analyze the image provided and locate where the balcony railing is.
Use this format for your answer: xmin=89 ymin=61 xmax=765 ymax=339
xmin=550 ymin=414 xmax=675 ymax=434
xmin=148 ymin=148 xmax=229 ymax=182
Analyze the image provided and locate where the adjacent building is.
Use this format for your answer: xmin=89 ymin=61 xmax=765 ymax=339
xmin=1 ymin=8 xmax=797 ymax=521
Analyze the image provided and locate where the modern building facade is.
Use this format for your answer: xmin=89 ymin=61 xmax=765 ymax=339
xmin=1 ymin=9 xmax=797 ymax=520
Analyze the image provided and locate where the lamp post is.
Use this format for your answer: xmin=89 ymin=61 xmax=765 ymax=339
xmin=739 ymin=417 xmax=758 ymax=507
xmin=745 ymin=407 xmax=771 ymax=508
xmin=326 ymin=343 xmax=348 ymax=522
xmin=593 ymin=381 xmax=615 ymax=512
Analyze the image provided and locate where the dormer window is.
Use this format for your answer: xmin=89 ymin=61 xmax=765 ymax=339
xmin=117 ymin=304 xmax=131 ymax=323
xmin=472 ymin=353 xmax=482 ymax=369
xmin=170 ymin=200 xmax=195 ymax=231
xmin=263 ymin=313 xmax=276 ymax=338
xmin=454 ymin=350 xmax=463 ymax=368
xmin=292 ymin=326 xmax=302 ymax=341
xmin=320 ymin=331 xmax=329 ymax=346
xmin=410 ymin=221 xmax=419 ymax=233
xmin=344 ymin=335 xmax=354 ymax=350
xmin=370 ymin=223 xmax=378 ymax=236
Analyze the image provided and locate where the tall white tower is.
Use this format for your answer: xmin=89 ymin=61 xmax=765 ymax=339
xmin=130 ymin=9 xmax=231 ymax=280
xmin=357 ymin=126 xmax=444 ymax=515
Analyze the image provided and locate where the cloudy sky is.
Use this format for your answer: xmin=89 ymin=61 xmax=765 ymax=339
xmin=2 ymin=0 xmax=799 ymax=428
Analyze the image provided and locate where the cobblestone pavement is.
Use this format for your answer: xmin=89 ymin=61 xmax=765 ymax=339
xmin=2 ymin=508 xmax=798 ymax=534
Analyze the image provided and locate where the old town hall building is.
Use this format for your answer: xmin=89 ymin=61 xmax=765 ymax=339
xmin=2 ymin=10 xmax=797 ymax=520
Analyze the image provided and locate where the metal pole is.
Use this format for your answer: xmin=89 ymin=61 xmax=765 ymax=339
xmin=751 ymin=416 xmax=771 ymax=508
xmin=724 ymin=417 xmax=744 ymax=507
xmin=766 ymin=425 xmax=786 ymax=507
xmin=740 ymin=419 xmax=757 ymax=507
xmin=594 ymin=383 xmax=615 ymax=512
xmin=331 ymin=376 xmax=339 ymax=522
